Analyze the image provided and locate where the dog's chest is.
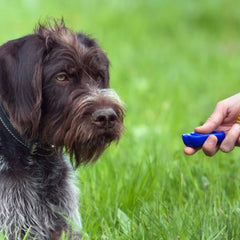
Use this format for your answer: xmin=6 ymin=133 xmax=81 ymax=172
xmin=0 ymin=153 xmax=79 ymax=238
xmin=0 ymin=153 xmax=68 ymax=209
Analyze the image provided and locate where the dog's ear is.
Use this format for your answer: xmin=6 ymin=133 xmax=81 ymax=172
xmin=0 ymin=35 xmax=45 ymax=139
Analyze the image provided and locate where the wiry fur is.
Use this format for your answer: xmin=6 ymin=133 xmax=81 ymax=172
xmin=0 ymin=19 xmax=124 ymax=239
xmin=0 ymin=156 xmax=81 ymax=239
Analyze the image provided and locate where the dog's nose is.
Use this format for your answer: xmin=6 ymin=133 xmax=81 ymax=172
xmin=92 ymin=108 xmax=117 ymax=128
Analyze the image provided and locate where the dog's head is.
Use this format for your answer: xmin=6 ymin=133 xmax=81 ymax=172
xmin=0 ymin=19 xmax=124 ymax=166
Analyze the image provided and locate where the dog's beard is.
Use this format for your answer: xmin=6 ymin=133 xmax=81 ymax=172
xmin=41 ymin=88 xmax=124 ymax=166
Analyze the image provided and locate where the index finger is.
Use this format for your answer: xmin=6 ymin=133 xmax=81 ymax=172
xmin=184 ymin=146 xmax=200 ymax=155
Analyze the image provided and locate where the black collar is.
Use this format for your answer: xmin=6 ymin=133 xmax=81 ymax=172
xmin=0 ymin=103 xmax=55 ymax=157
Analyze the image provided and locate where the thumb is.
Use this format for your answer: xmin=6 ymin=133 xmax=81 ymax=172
xmin=195 ymin=104 xmax=226 ymax=134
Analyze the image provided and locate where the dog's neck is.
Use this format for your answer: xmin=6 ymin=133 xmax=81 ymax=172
xmin=0 ymin=103 xmax=55 ymax=157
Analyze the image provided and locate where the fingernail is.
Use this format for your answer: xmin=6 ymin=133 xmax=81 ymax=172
xmin=207 ymin=139 xmax=215 ymax=145
xmin=206 ymin=136 xmax=217 ymax=145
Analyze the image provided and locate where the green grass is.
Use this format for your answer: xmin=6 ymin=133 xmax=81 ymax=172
xmin=1 ymin=0 xmax=240 ymax=239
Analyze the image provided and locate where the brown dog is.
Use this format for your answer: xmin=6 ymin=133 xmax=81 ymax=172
xmin=0 ymin=19 xmax=124 ymax=239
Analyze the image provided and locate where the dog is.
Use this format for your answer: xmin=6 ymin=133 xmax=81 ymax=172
xmin=0 ymin=19 xmax=124 ymax=239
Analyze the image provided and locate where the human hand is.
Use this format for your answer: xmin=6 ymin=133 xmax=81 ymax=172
xmin=184 ymin=93 xmax=240 ymax=156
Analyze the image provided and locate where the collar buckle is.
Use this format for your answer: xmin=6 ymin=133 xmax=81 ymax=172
xmin=30 ymin=143 xmax=38 ymax=155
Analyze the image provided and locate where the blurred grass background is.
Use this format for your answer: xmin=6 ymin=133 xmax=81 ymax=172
xmin=1 ymin=0 xmax=240 ymax=239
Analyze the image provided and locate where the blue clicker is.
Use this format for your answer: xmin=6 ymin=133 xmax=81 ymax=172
xmin=182 ymin=131 xmax=225 ymax=148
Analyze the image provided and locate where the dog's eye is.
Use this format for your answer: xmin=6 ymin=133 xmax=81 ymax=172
xmin=96 ymin=72 xmax=105 ymax=83
xmin=56 ymin=74 xmax=68 ymax=81
xmin=96 ymin=75 xmax=104 ymax=83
